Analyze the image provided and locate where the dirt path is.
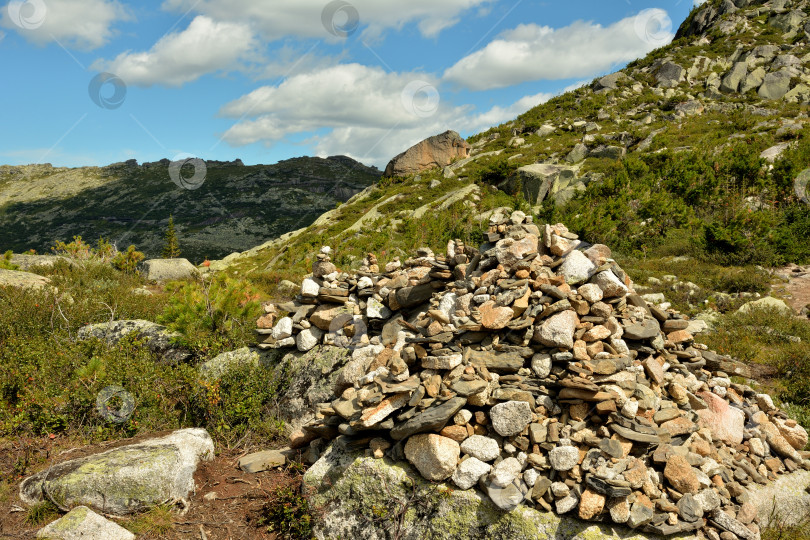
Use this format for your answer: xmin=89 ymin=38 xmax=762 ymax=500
xmin=772 ymin=264 xmax=810 ymax=315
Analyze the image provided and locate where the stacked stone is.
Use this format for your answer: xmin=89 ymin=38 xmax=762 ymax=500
xmin=257 ymin=210 xmax=809 ymax=539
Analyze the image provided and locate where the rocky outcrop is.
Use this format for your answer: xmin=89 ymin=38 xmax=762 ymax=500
xmin=20 ymin=429 xmax=214 ymax=516
xmin=384 ymin=131 xmax=471 ymax=177
xmin=498 ymin=164 xmax=594 ymax=208
xmin=140 ymin=258 xmax=198 ymax=282
xmin=0 ymin=268 xmax=52 ymax=290
xmin=259 ymin=211 xmax=809 ymax=539
xmin=77 ymin=319 xmax=191 ymax=363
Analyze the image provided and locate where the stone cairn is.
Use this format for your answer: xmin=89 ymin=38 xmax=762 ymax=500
xmin=256 ymin=210 xmax=809 ymax=539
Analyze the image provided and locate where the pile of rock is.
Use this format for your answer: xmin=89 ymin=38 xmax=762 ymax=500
xmin=258 ymin=210 xmax=809 ymax=539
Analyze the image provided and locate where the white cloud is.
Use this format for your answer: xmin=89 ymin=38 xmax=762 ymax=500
xmin=161 ymin=0 xmax=491 ymax=41
xmin=91 ymin=16 xmax=259 ymax=87
xmin=443 ymin=9 xmax=675 ymax=91
xmin=218 ymin=63 xmax=553 ymax=166
xmin=0 ymin=0 xmax=129 ymax=50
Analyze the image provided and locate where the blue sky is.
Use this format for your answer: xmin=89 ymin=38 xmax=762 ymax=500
xmin=0 ymin=0 xmax=700 ymax=169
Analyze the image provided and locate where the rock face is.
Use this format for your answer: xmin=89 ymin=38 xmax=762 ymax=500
xmin=20 ymin=429 xmax=214 ymax=516
xmin=140 ymin=258 xmax=199 ymax=281
xmin=77 ymin=319 xmax=191 ymax=363
xmin=36 ymin=506 xmax=135 ymax=539
xmin=0 ymin=268 xmax=52 ymax=290
xmin=259 ymin=211 xmax=810 ymax=539
xmin=384 ymin=130 xmax=471 ymax=177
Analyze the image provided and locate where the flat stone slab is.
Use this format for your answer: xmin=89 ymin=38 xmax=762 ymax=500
xmin=36 ymin=506 xmax=134 ymax=539
xmin=0 ymin=268 xmax=52 ymax=290
xmin=238 ymin=448 xmax=295 ymax=473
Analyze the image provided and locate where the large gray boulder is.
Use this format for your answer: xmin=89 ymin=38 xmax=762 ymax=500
xmin=0 ymin=268 xmax=52 ymax=290
xmin=303 ymin=441 xmax=676 ymax=540
xmin=273 ymin=344 xmax=354 ymax=434
xmin=384 ymin=131 xmax=471 ymax=177
xmin=770 ymin=9 xmax=805 ymax=34
xmin=795 ymin=168 xmax=810 ymax=204
xmin=9 ymin=254 xmax=71 ymax=271
xmin=36 ymin=506 xmax=134 ymax=539
xmin=140 ymin=258 xmax=198 ymax=282
xmin=758 ymin=70 xmax=793 ymax=100
xmin=592 ymin=72 xmax=628 ymax=91
xmin=77 ymin=319 xmax=191 ymax=363
xmin=498 ymin=164 xmax=578 ymax=206
xmin=655 ymin=62 xmax=685 ymax=88
xmin=20 ymin=429 xmax=214 ymax=516
xmin=719 ymin=62 xmax=748 ymax=93
xmin=198 ymin=346 xmax=274 ymax=380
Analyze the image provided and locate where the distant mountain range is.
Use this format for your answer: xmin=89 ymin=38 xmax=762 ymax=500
xmin=0 ymin=156 xmax=380 ymax=262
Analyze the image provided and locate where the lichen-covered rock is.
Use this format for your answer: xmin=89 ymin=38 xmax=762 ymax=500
xmin=140 ymin=258 xmax=198 ymax=281
xmin=0 ymin=268 xmax=53 ymax=290
xmin=272 ymin=345 xmax=353 ymax=434
xmin=20 ymin=429 xmax=214 ymax=516
xmin=303 ymin=442 xmax=678 ymax=540
xmin=77 ymin=319 xmax=191 ymax=363
xmin=36 ymin=506 xmax=134 ymax=539
xmin=198 ymin=346 xmax=273 ymax=380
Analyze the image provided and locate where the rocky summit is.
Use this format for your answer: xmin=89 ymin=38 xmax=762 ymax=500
xmin=258 ymin=210 xmax=809 ymax=539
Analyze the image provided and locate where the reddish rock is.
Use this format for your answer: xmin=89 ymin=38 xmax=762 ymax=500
xmin=696 ymin=391 xmax=744 ymax=445
xmin=384 ymin=130 xmax=470 ymax=177
xmin=578 ymin=488 xmax=606 ymax=520
xmin=440 ymin=425 xmax=469 ymax=442
xmin=664 ymin=455 xmax=700 ymax=494
xmin=479 ymin=301 xmax=514 ymax=330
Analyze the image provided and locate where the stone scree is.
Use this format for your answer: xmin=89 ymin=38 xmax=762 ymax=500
xmin=257 ymin=210 xmax=809 ymax=539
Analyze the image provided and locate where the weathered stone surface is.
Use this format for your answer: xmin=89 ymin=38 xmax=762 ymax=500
xmin=758 ymin=70 xmax=792 ymax=100
xmin=479 ymin=301 xmax=515 ymax=330
xmin=664 ymin=455 xmax=700 ymax=495
xmin=140 ymin=258 xmax=198 ymax=281
xmin=385 ymin=130 xmax=471 ymax=177
xmin=578 ymin=489 xmax=606 ymax=520
xmin=549 ymin=445 xmax=579 ymax=472
xmin=391 ymin=397 xmax=467 ymax=440
xmin=452 ymin=457 xmax=491 ymax=490
xmin=696 ymin=391 xmax=744 ymax=445
xmin=559 ymin=250 xmax=597 ymax=285
xmin=36 ymin=506 xmax=135 ymax=540
xmin=78 ymin=319 xmax=191 ymax=363
xmin=591 ymin=271 xmax=628 ymax=297
xmin=238 ymin=448 xmax=292 ymax=472
xmin=534 ymin=310 xmax=579 ymax=349
xmin=490 ymin=457 xmax=523 ymax=488
xmin=460 ymin=435 xmax=501 ymax=462
xmin=0 ymin=268 xmax=53 ymax=290
xmin=404 ymin=434 xmax=460 ymax=481
xmin=490 ymin=401 xmax=533 ymax=437
xmin=20 ymin=429 xmax=214 ymax=515
xmin=623 ymin=319 xmax=661 ymax=341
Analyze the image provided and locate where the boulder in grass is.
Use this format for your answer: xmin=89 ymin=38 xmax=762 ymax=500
xmin=140 ymin=258 xmax=198 ymax=281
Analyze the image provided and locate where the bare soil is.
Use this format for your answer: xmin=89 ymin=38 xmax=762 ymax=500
xmin=773 ymin=264 xmax=810 ymax=315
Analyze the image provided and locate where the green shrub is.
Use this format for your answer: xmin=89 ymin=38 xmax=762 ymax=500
xmin=158 ymin=275 xmax=262 ymax=356
xmin=0 ymin=250 xmax=18 ymax=270
xmin=112 ymin=245 xmax=145 ymax=274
